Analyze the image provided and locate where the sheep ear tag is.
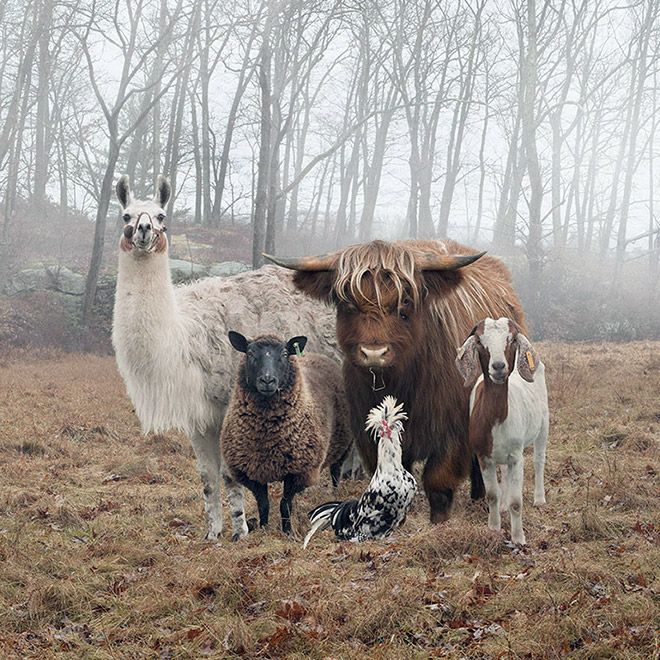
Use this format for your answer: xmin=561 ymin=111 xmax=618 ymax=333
xmin=294 ymin=342 xmax=304 ymax=358
xmin=526 ymin=351 xmax=535 ymax=371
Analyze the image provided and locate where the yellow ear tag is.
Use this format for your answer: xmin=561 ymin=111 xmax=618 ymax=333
xmin=526 ymin=351 xmax=535 ymax=371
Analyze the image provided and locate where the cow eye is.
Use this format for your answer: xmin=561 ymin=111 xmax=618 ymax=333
xmin=123 ymin=213 xmax=131 ymax=223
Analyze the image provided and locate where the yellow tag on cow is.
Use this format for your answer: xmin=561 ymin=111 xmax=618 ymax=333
xmin=526 ymin=351 xmax=535 ymax=370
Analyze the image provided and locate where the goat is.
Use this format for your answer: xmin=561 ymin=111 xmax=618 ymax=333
xmin=455 ymin=317 xmax=548 ymax=545
xmin=221 ymin=332 xmax=353 ymax=535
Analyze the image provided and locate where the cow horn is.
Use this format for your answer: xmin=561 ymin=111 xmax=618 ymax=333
xmin=263 ymin=252 xmax=335 ymax=271
xmin=418 ymin=251 xmax=487 ymax=270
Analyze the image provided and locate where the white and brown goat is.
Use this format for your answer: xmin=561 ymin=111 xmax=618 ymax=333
xmin=456 ymin=317 xmax=548 ymax=545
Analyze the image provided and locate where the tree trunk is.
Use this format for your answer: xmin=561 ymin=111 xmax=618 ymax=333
xmin=82 ymin=140 xmax=120 ymax=325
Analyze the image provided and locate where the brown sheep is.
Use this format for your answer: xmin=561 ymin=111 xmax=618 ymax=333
xmin=221 ymin=332 xmax=353 ymax=535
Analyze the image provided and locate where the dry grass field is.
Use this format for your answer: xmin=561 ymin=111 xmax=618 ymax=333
xmin=0 ymin=342 xmax=658 ymax=658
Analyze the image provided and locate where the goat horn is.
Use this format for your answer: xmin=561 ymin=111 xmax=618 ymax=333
xmin=418 ymin=251 xmax=487 ymax=271
xmin=263 ymin=252 xmax=336 ymax=271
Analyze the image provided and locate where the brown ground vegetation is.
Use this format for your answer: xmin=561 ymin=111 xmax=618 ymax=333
xmin=0 ymin=342 xmax=657 ymax=658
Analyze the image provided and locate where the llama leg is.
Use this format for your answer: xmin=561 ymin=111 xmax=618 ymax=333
xmin=190 ymin=428 xmax=225 ymax=540
xmin=507 ymin=456 xmax=526 ymax=545
xmin=479 ymin=455 xmax=501 ymax=532
xmin=533 ymin=419 xmax=549 ymax=506
xmin=280 ymin=475 xmax=306 ymax=535
xmin=222 ymin=470 xmax=249 ymax=541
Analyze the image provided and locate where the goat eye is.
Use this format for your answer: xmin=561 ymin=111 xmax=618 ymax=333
xmin=123 ymin=213 xmax=131 ymax=223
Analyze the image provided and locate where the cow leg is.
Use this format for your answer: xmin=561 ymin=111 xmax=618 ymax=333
xmin=422 ymin=454 xmax=459 ymax=524
xmin=470 ymin=455 xmax=486 ymax=500
xmin=355 ymin=431 xmax=378 ymax=475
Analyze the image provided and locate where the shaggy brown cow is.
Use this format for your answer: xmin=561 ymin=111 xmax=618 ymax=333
xmin=265 ymin=239 xmax=527 ymax=524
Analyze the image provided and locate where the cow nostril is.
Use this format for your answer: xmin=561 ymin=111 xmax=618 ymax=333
xmin=492 ymin=361 xmax=505 ymax=371
xmin=360 ymin=345 xmax=389 ymax=360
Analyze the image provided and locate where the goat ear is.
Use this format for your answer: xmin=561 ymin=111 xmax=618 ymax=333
xmin=455 ymin=335 xmax=481 ymax=388
xmin=515 ymin=333 xmax=539 ymax=382
xmin=154 ymin=175 xmax=171 ymax=208
xmin=228 ymin=331 xmax=249 ymax=353
xmin=116 ymin=175 xmax=132 ymax=208
xmin=286 ymin=336 xmax=307 ymax=356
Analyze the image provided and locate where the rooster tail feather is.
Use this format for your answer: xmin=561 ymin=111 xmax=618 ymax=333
xmin=303 ymin=501 xmax=342 ymax=549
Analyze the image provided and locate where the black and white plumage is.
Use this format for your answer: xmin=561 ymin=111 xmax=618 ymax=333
xmin=303 ymin=396 xmax=417 ymax=547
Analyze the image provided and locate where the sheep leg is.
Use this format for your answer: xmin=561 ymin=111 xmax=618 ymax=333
xmin=533 ymin=418 xmax=549 ymax=506
xmin=236 ymin=475 xmax=269 ymax=528
xmin=280 ymin=475 xmax=306 ymax=535
xmin=479 ymin=455 xmax=501 ymax=532
xmin=190 ymin=428 xmax=226 ymax=540
xmin=507 ymin=456 xmax=526 ymax=545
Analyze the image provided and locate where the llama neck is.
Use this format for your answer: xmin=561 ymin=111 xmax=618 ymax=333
xmin=469 ymin=378 xmax=509 ymax=456
xmin=115 ymin=250 xmax=178 ymax=324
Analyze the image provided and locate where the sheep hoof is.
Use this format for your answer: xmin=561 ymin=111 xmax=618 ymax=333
xmin=533 ymin=498 xmax=547 ymax=507
xmin=205 ymin=530 xmax=220 ymax=541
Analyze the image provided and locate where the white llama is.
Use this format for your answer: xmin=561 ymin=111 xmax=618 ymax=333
xmin=111 ymin=175 xmax=338 ymax=540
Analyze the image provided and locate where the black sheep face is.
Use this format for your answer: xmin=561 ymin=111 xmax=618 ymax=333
xmin=228 ymin=331 xmax=308 ymax=397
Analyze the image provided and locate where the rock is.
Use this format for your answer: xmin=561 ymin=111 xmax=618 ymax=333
xmin=168 ymin=259 xmax=209 ymax=283
xmin=46 ymin=265 xmax=85 ymax=295
xmin=4 ymin=265 xmax=85 ymax=296
xmin=4 ymin=267 xmax=50 ymax=295
xmin=207 ymin=261 xmax=250 ymax=278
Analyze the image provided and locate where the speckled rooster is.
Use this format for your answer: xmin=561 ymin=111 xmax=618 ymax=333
xmin=303 ymin=396 xmax=417 ymax=547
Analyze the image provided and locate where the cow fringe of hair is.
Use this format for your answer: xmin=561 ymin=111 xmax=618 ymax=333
xmin=334 ymin=240 xmax=421 ymax=309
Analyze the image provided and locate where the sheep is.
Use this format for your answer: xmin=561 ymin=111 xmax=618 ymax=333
xmin=221 ymin=331 xmax=353 ymax=535
xmin=112 ymin=175 xmax=339 ymax=541
xmin=455 ymin=317 xmax=548 ymax=545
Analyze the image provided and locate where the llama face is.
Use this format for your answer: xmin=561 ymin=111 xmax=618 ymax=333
xmin=116 ymin=175 xmax=170 ymax=254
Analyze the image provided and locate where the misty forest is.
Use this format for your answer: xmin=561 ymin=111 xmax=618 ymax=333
xmin=0 ymin=0 xmax=658 ymax=658
xmin=0 ymin=0 xmax=659 ymax=344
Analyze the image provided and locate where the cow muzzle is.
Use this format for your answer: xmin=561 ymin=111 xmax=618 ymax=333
xmin=359 ymin=344 xmax=391 ymax=368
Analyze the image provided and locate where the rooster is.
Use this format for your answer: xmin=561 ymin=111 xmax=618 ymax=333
xmin=303 ymin=396 xmax=417 ymax=547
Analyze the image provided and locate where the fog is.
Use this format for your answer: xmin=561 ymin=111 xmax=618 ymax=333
xmin=0 ymin=0 xmax=658 ymax=347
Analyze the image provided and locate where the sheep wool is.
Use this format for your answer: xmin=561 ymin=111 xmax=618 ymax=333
xmin=222 ymin=353 xmax=352 ymax=488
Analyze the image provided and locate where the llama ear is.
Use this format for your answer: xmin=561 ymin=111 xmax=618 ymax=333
xmin=116 ymin=175 xmax=132 ymax=208
xmin=154 ymin=175 xmax=171 ymax=208
xmin=515 ymin=333 xmax=539 ymax=382
xmin=455 ymin=335 xmax=481 ymax=388
xmin=228 ymin=331 xmax=249 ymax=353
xmin=286 ymin=336 xmax=307 ymax=357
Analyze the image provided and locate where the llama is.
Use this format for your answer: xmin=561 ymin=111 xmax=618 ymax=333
xmin=221 ymin=332 xmax=353 ymax=535
xmin=111 ymin=175 xmax=338 ymax=540
xmin=455 ymin=317 xmax=549 ymax=545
